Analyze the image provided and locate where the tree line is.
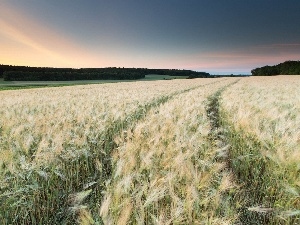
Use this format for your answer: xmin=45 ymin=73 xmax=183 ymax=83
xmin=146 ymin=69 xmax=209 ymax=78
xmin=251 ymin=61 xmax=300 ymax=76
xmin=0 ymin=65 xmax=210 ymax=81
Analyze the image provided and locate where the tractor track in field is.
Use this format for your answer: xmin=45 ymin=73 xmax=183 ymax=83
xmin=205 ymin=80 xmax=239 ymax=153
xmin=205 ymin=80 xmax=255 ymax=224
xmin=205 ymin=79 xmax=278 ymax=225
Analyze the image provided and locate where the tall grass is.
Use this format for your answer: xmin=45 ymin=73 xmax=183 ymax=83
xmin=0 ymin=78 xmax=222 ymax=224
xmin=220 ymin=76 xmax=300 ymax=224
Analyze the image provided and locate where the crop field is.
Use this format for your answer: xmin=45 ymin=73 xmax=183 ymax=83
xmin=0 ymin=75 xmax=187 ymax=91
xmin=0 ymin=76 xmax=299 ymax=224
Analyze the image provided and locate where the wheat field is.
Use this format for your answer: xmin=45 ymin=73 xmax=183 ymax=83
xmin=0 ymin=76 xmax=299 ymax=224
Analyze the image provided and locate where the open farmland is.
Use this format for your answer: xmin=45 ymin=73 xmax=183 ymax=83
xmin=0 ymin=75 xmax=189 ymax=91
xmin=0 ymin=76 xmax=299 ymax=224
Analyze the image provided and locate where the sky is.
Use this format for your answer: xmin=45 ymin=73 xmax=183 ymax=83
xmin=0 ymin=0 xmax=300 ymax=74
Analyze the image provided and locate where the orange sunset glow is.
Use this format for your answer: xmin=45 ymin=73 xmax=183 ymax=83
xmin=0 ymin=1 xmax=299 ymax=74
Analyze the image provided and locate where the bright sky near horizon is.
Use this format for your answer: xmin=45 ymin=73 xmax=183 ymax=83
xmin=1 ymin=0 xmax=300 ymax=74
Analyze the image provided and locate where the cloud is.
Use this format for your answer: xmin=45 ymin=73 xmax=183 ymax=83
xmin=257 ymin=43 xmax=300 ymax=48
xmin=174 ymin=44 xmax=300 ymax=73
xmin=0 ymin=2 xmax=108 ymax=67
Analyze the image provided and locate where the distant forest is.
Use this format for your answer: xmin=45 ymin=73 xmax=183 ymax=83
xmin=251 ymin=60 xmax=300 ymax=76
xmin=0 ymin=65 xmax=210 ymax=81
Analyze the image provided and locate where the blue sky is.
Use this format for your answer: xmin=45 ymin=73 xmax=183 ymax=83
xmin=1 ymin=0 xmax=300 ymax=74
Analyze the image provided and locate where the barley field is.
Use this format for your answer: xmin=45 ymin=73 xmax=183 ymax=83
xmin=221 ymin=76 xmax=300 ymax=224
xmin=0 ymin=76 xmax=299 ymax=224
